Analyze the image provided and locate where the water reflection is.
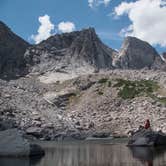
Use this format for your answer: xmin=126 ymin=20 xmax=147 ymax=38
xmin=34 ymin=142 xmax=166 ymax=166
xmin=0 ymin=156 xmax=42 ymax=166
xmin=130 ymin=147 xmax=166 ymax=166
xmin=1 ymin=142 xmax=166 ymax=166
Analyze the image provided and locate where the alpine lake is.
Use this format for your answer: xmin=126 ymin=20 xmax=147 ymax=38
xmin=1 ymin=138 xmax=166 ymax=166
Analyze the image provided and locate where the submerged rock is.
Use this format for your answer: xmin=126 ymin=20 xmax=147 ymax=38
xmin=128 ymin=129 xmax=166 ymax=146
xmin=0 ymin=129 xmax=45 ymax=157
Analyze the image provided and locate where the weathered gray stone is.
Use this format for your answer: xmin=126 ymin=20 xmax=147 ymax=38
xmin=162 ymin=52 xmax=166 ymax=60
xmin=43 ymin=89 xmax=76 ymax=108
xmin=26 ymin=127 xmax=43 ymax=138
xmin=0 ymin=129 xmax=44 ymax=156
xmin=0 ymin=21 xmax=29 ymax=79
xmin=128 ymin=129 xmax=166 ymax=146
xmin=24 ymin=28 xmax=117 ymax=74
xmin=0 ymin=119 xmax=16 ymax=131
xmin=115 ymin=36 xmax=159 ymax=69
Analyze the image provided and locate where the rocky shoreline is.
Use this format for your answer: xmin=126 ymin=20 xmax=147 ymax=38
xmin=0 ymin=70 xmax=166 ymax=141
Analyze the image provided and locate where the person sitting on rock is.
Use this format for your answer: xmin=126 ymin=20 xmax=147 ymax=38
xmin=144 ymin=119 xmax=151 ymax=129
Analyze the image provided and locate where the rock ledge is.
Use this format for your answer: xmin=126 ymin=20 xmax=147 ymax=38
xmin=0 ymin=129 xmax=45 ymax=157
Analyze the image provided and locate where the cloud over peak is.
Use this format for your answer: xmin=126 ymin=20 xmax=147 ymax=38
xmin=31 ymin=15 xmax=55 ymax=44
xmin=58 ymin=22 xmax=76 ymax=33
xmin=31 ymin=15 xmax=76 ymax=44
xmin=114 ymin=0 xmax=166 ymax=47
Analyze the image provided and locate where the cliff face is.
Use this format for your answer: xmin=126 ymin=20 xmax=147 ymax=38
xmin=24 ymin=28 xmax=117 ymax=74
xmin=0 ymin=21 xmax=29 ymax=79
xmin=0 ymin=20 xmax=166 ymax=80
xmin=113 ymin=36 xmax=159 ymax=69
xmin=0 ymin=20 xmax=165 ymax=78
xmin=162 ymin=52 xmax=166 ymax=61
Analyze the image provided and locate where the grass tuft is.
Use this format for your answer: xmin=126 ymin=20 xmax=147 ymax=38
xmin=114 ymin=79 xmax=159 ymax=99
xmin=98 ymin=78 xmax=108 ymax=84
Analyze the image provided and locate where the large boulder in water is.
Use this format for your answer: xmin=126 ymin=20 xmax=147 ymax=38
xmin=128 ymin=129 xmax=166 ymax=146
xmin=0 ymin=129 xmax=45 ymax=157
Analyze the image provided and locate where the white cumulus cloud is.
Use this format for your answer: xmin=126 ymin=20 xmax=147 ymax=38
xmin=31 ymin=15 xmax=55 ymax=44
xmin=58 ymin=22 xmax=76 ymax=33
xmin=88 ymin=0 xmax=111 ymax=8
xmin=114 ymin=0 xmax=166 ymax=47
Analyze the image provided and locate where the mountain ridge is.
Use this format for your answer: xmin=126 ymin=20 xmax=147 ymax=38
xmin=113 ymin=36 xmax=160 ymax=69
xmin=24 ymin=27 xmax=117 ymax=75
xmin=0 ymin=21 xmax=30 ymax=79
xmin=0 ymin=20 xmax=165 ymax=80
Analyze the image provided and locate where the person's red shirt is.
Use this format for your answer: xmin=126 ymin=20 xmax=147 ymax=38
xmin=145 ymin=119 xmax=150 ymax=129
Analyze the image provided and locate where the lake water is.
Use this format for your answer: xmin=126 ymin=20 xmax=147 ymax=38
xmin=1 ymin=140 xmax=166 ymax=166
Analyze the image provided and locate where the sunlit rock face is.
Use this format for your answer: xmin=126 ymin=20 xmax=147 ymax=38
xmin=0 ymin=21 xmax=29 ymax=79
xmin=162 ymin=52 xmax=166 ymax=61
xmin=24 ymin=28 xmax=117 ymax=74
xmin=114 ymin=36 xmax=159 ymax=69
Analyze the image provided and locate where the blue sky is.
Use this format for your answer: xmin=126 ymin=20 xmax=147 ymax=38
xmin=0 ymin=0 xmax=166 ymax=53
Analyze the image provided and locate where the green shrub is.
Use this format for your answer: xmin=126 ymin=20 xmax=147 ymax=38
xmin=98 ymin=78 xmax=108 ymax=84
xmin=157 ymin=97 xmax=166 ymax=105
xmin=107 ymin=81 xmax=112 ymax=87
xmin=114 ymin=79 xmax=159 ymax=99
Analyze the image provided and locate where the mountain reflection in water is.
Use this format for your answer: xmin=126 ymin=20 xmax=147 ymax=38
xmin=130 ymin=146 xmax=166 ymax=166
xmin=1 ymin=141 xmax=166 ymax=166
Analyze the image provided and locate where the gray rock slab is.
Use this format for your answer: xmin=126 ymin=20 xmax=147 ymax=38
xmin=0 ymin=129 xmax=44 ymax=157
xmin=128 ymin=129 xmax=166 ymax=146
